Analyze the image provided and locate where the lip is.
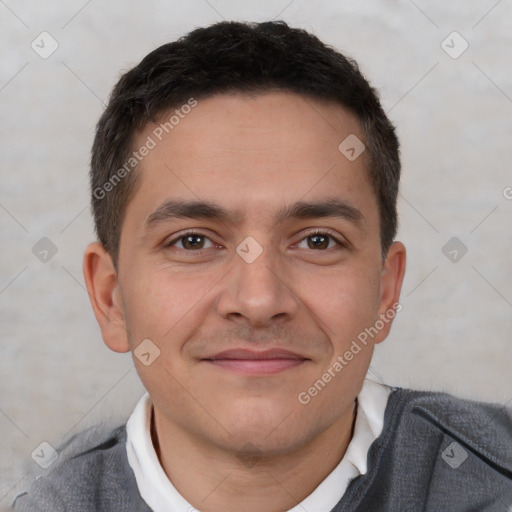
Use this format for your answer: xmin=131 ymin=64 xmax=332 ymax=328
xmin=203 ymin=348 xmax=308 ymax=375
xmin=207 ymin=348 xmax=306 ymax=360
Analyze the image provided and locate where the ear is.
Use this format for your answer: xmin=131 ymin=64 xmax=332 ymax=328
xmin=83 ymin=241 xmax=130 ymax=353
xmin=374 ymin=241 xmax=406 ymax=344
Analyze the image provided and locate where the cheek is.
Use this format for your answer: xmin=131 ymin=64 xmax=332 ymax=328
xmin=300 ymin=264 xmax=381 ymax=340
xmin=120 ymin=268 xmax=212 ymax=404
xmin=122 ymin=266 xmax=218 ymax=344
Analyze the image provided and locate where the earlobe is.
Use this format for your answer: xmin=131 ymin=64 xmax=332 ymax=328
xmin=374 ymin=241 xmax=407 ymax=343
xmin=83 ymin=242 xmax=131 ymax=353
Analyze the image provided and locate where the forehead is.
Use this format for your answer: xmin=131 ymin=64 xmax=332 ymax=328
xmin=124 ymin=91 xmax=378 ymax=230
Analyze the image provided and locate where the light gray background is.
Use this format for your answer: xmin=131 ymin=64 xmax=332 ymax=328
xmin=1 ymin=0 xmax=511 ymax=507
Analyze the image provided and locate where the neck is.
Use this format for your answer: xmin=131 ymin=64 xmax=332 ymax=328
xmin=151 ymin=400 xmax=358 ymax=512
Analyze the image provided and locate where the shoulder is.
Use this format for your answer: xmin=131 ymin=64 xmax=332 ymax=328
xmin=11 ymin=423 xmax=149 ymax=512
xmin=344 ymin=387 xmax=512 ymax=510
xmin=390 ymin=386 xmax=512 ymax=472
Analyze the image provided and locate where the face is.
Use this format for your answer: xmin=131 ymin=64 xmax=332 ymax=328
xmin=84 ymin=91 xmax=405 ymax=456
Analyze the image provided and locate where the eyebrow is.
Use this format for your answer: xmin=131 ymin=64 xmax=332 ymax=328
xmin=144 ymin=197 xmax=365 ymax=231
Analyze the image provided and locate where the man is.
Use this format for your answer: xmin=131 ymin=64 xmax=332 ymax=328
xmin=13 ymin=20 xmax=512 ymax=512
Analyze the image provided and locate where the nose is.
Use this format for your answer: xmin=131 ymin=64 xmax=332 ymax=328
xmin=216 ymin=239 xmax=299 ymax=328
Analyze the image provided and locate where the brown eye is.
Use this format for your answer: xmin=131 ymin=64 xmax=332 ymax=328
xmin=298 ymin=231 xmax=344 ymax=250
xmin=164 ymin=232 xmax=215 ymax=250
xmin=308 ymin=234 xmax=330 ymax=249
xmin=181 ymin=234 xmax=205 ymax=250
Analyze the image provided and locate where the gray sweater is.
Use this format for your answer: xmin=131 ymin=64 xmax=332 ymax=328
xmin=11 ymin=387 xmax=512 ymax=511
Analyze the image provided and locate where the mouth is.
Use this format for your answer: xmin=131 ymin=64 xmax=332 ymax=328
xmin=202 ymin=348 xmax=309 ymax=375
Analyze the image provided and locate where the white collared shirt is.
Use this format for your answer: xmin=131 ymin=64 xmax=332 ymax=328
xmin=126 ymin=378 xmax=391 ymax=512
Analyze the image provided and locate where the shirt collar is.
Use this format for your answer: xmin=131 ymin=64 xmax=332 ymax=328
xmin=126 ymin=377 xmax=391 ymax=512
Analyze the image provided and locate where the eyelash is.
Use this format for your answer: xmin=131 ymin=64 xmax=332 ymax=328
xmin=163 ymin=229 xmax=347 ymax=251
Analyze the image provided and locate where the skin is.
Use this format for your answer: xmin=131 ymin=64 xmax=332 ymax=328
xmin=83 ymin=91 xmax=406 ymax=512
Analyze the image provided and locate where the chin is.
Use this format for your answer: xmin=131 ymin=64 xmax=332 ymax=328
xmin=218 ymin=404 xmax=313 ymax=452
